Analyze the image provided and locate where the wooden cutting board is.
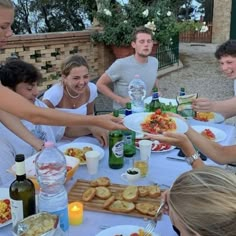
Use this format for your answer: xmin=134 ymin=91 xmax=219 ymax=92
xmin=68 ymin=179 xmax=162 ymax=219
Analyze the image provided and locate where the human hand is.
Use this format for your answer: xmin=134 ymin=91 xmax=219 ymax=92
xmin=96 ymin=114 xmax=127 ymax=131
xmin=146 ymin=132 xmax=188 ymax=148
xmin=90 ymin=127 xmax=109 ymax=147
xmin=117 ymin=96 xmax=131 ymax=108
xmin=161 ymin=190 xmax=169 ymax=215
xmin=192 ymin=98 xmax=214 ymax=112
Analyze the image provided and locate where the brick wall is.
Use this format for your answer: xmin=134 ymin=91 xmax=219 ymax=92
xmin=212 ymin=0 xmax=232 ymax=43
xmin=0 ymin=30 xmax=115 ymax=90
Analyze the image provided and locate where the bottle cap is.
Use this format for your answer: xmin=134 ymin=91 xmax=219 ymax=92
xmin=15 ymin=154 xmax=25 ymax=162
xmin=113 ymin=110 xmax=119 ymax=117
xmin=126 ymin=102 xmax=131 ymax=109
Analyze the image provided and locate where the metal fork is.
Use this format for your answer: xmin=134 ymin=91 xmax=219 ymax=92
xmin=143 ymin=201 xmax=165 ymax=236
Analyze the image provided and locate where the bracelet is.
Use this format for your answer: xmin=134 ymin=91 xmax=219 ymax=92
xmin=37 ymin=142 xmax=45 ymax=152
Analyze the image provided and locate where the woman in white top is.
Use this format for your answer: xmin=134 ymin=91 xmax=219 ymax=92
xmin=43 ymin=54 xmax=108 ymax=145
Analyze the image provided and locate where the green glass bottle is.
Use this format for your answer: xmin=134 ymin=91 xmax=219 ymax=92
xmin=108 ymin=110 xmax=124 ymax=169
xmin=9 ymin=154 xmax=36 ymax=227
xmin=123 ymin=103 xmax=136 ymax=157
xmin=149 ymin=88 xmax=161 ymax=112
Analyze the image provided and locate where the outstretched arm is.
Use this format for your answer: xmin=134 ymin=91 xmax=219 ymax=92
xmin=147 ymin=132 xmax=204 ymax=169
xmin=186 ymin=127 xmax=236 ymax=164
xmin=192 ymin=97 xmax=236 ymax=119
xmin=0 ymin=85 xmax=125 ymax=131
xmin=0 ymin=110 xmax=44 ymax=151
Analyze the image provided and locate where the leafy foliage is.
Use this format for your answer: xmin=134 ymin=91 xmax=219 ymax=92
xmin=91 ymin=0 xmax=203 ymax=46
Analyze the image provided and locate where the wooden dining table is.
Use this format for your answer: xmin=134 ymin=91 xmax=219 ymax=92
xmin=1 ymin=119 xmax=235 ymax=236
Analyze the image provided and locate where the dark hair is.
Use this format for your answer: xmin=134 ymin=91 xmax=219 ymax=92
xmin=0 ymin=59 xmax=42 ymax=91
xmin=131 ymin=26 xmax=153 ymax=42
xmin=215 ymin=40 xmax=236 ymax=59
xmin=61 ymin=54 xmax=89 ymax=76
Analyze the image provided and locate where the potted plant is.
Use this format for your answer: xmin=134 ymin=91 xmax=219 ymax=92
xmin=91 ymin=0 xmax=206 ymax=58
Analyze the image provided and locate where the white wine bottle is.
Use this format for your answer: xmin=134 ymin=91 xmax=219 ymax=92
xmin=9 ymin=154 xmax=36 ymax=227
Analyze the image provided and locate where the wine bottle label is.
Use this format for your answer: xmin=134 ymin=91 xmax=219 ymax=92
xmin=112 ymin=141 xmax=124 ymax=158
xmin=51 ymin=207 xmax=69 ymax=232
xmin=10 ymin=199 xmax=24 ymax=227
xmin=15 ymin=161 xmax=26 ymax=176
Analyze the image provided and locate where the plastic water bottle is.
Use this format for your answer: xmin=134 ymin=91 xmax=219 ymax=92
xmin=128 ymin=74 xmax=146 ymax=113
xmin=35 ymin=141 xmax=69 ymax=233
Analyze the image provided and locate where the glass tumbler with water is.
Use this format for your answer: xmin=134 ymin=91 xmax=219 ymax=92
xmin=35 ymin=141 xmax=69 ymax=233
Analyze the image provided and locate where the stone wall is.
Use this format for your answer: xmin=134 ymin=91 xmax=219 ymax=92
xmin=212 ymin=0 xmax=232 ymax=43
xmin=0 ymin=30 xmax=115 ymax=90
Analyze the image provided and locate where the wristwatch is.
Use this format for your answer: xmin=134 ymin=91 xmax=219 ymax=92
xmin=185 ymin=152 xmax=200 ymax=165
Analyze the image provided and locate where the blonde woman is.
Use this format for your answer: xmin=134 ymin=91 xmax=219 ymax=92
xmin=43 ymin=54 xmax=108 ymax=146
xmin=164 ymin=166 xmax=236 ymax=236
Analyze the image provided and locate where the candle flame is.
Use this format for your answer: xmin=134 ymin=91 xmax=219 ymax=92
xmin=72 ymin=205 xmax=80 ymax=211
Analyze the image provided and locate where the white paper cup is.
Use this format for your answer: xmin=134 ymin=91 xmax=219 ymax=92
xmin=85 ymin=150 xmax=100 ymax=175
xmin=138 ymin=140 xmax=152 ymax=161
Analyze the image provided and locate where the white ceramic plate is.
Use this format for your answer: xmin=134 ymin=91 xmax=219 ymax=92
xmin=124 ymin=112 xmax=188 ymax=135
xmin=10 ymin=153 xmax=80 ymax=178
xmin=144 ymin=96 xmax=177 ymax=105
xmin=0 ymin=188 xmax=12 ymax=228
xmin=96 ymin=225 xmax=159 ymax=236
xmin=191 ymin=125 xmax=227 ymax=142
xmin=58 ymin=142 xmax=105 ymax=165
xmin=135 ymin=140 xmax=175 ymax=153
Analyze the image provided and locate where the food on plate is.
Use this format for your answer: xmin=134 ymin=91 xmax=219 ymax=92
xmin=141 ymin=109 xmax=176 ymax=134
xmin=103 ymin=195 xmax=116 ymax=209
xmin=201 ymin=128 xmax=216 ymax=140
xmin=64 ymin=146 xmax=93 ymax=164
xmin=136 ymin=202 xmax=158 ymax=216
xmin=0 ymin=199 xmax=11 ymax=224
xmin=122 ymin=186 xmax=138 ymax=202
xmin=114 ymin=229 xmax=152 ymax=236
xmin=95 ymin=186 xmax=112 ymax=199
xmin=195 ymin=112 xmax=215 ymax=121
xmin=82 ymin=187 xmax=96 ymax=202
xmin=13 ymin=212 xmax=58 ymax=236
xmin=108 ymin=200 xmax=135 ymax=213
xmin=135 ymin=139 xmax=171 ymax=152
xmin=90 ymin=177 xmax=111 ymax=187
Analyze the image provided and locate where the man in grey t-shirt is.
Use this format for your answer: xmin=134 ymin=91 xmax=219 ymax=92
xmin=97 ymin=26 xmax=159 ymax=110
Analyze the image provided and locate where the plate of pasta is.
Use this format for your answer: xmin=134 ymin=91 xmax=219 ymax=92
xmin=96 ymin=225 xmax=159 ymax=236
xmin=0 ymin=188 xmax=12 ymax=228
xmin=58 ymin=142 xmax=105 ymax=165
xmin=124 ymin=111 xmax=188 ymax=136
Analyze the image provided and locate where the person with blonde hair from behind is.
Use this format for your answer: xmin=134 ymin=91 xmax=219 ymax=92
xmin=163 ymin=166 xmax=236 ymax=236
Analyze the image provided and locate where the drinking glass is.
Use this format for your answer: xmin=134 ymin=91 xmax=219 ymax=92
xmin=134 ymin=140 xmax=152 ymax=177
xmin=85 ymin=151 xmax=100 ymax=179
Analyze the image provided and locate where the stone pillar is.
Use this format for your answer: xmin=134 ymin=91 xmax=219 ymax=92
xmin=212 ymin=0 xmax=232 ymax=43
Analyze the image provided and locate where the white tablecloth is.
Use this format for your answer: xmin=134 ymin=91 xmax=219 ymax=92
xmin=1 ymin=120 xmax=235 ymax=236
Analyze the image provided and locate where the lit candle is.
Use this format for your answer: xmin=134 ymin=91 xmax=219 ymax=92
xmin=68 ymin=202 xmax=83 ymax=225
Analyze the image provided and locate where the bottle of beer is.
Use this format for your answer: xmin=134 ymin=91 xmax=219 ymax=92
xmin=149 ymin=88 xmax=161 ymax=112
xmin=108 ymin=110 xmax=124 ymax=169
xmin=123 ymin=103 xmax=136 ymax=158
